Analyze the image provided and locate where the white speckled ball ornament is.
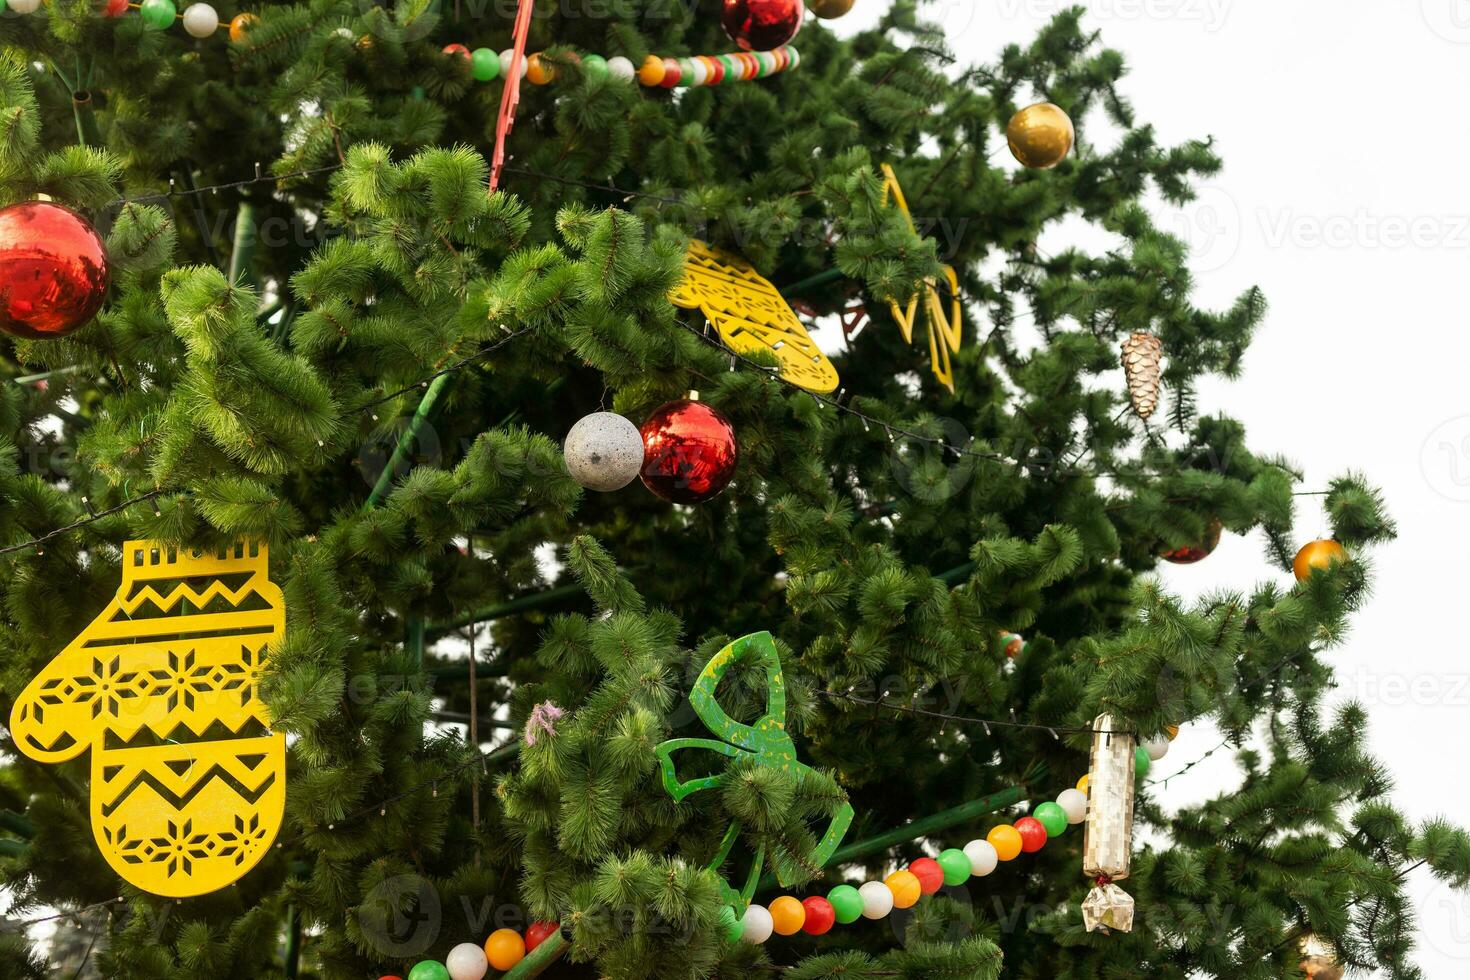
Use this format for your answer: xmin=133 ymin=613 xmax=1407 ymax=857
xmin=445 ymin=942 xmax=489 ymax=980
xmin=1142 ymin=735 xmax=1171 ymax=762
xmin=182 ymin=2 xmax=219 ymax=36
xmin=740 ymin=904 xmax=774 ymax=944
xmin=858 ymin=881 xmax=894 ymax=919
xmin=9 ymin=0 xmax=42 ymax=13
xmin=607 ymin=55 xmax=636 ymax=81
xmin=1056 ymin=787 xmax=1089 ymax=825
xmin=564 ymin=411 xmax=645 ymax=492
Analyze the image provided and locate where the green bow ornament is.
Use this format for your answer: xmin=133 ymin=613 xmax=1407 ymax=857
xmin=655 ymin=632 xmax=854 ymax=913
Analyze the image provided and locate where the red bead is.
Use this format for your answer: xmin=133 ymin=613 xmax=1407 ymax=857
xmin=442 ymin=43 xmax=471 ymax=60
xmin=640 ymin=399 xmax=739 ymax=504
xmin=909 ymin=858 xmax=944 ymax=895
xmin=1015 ymin=816 xmax=1048 ymax=853
xmin=0 ymin=202 xmax=109 ymax=340
xmin=721 ymin=0 xmax=803 ymax=52
xmin=525 ymin=921 xmax=559 ymax=952
xmin=102 ymin=0 xmax=129 ymax=16
xmin=659 ymin=57 xmax=683 ymax=89
xmin=801 ymin=896 xmax=835 ymax=935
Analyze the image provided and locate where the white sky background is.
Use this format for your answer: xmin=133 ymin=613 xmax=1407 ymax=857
xmin=826 ymin=0 xmax=1470 ymax=973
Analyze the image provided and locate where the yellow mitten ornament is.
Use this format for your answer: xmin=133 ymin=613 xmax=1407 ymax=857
xmin=10 ymin=541 xmax=286 ymax=897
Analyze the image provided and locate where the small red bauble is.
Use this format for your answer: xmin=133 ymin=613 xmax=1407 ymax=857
xmin=102 ymin=0 xmax=129 ymax=16
xmin=525 ymin=920 xmax=560 ymax=952
xmin=908 ymin=857 xmax=944 ymax=895
xmin=443 ymin=42 xmax=471 ymax=60
xmin=640 ymin=398 xmax=738 ymax=504
xmin=800 ymin=896 xmax=835 ymax=935
xmin=721 ymin=0 xmax=803 ymax=52
xmin=0 ymin=201 xmax=109 ymax=340
xmin=1015 ymin=816 xmax=1048 ymax=853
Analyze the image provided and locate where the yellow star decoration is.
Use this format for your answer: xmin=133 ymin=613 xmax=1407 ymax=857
xmin=670 ymin=240 xmax=840 ymax=394
xmin=11 ymin=541 xmax=286 ymax=897
xmin=880 ymin=163 xmax=964 ymax=393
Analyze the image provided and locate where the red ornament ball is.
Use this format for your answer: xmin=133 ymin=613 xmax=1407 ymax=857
xmin=102 ymin=0 xmax=129 ymax=16
xmin=1015 ymin=816 xmax=1048 ymax=853
xmin=443 ymin=42 xmax=471 ymax=60
xmin=721 ymin=0 xmax=803 ymax=52
xmin=1161 ymin=518 xmax=1222 ymax=565
xmin=640 ymin=398 xmax=738 ymax=504
xmin=525 ymin=920 xmax=560 ymax=953
xmin=908 ymin=857 xmax=944 ymax=895
xmin=800 ymin=896 xmax=835 ymax=935
xmin=0 ymin=201 xmax=109 ymax=340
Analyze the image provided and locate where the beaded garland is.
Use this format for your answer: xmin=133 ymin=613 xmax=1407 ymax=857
xmin=442 ymin=44 xmax=802 ymax=88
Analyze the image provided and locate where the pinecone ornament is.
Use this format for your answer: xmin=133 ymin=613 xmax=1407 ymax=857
xmin=1120 ymin=332 xmax=1163 ymax=421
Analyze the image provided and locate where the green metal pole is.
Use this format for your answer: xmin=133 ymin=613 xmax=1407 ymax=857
xmin=429 ymin=584 xmax=584 ymax=631
xmin=756 ymin=784 xmax=1028 ymax=891
xmin=937 ymin=560 xmax=976 ymax=585
xmin=0 ymin=839 xmax=27 ymax=857
xmin=501 ymin=930 xmax=568 ymax=979
xmin=72 ymin=92 xmax=102 ymax=147
xmin=283 ymin=900 xmax=301 ymax=978
xmin=0 ymin=810 xmax=36 ymax=839
xmin=228 ymin=201 xmax=258 ymax=289
xmin=780 ymin=268 xmax=845 ymax=297
xmin=365 ymin=372 xmax=452 ymax=509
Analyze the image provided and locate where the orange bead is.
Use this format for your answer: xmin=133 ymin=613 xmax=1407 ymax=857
xmin=1076 ymin=773 xmax=1090 ymax=794
xmin=526 ymin=53 xmax=555 ymax=85
xmin=637 ymin=54 xmax=666 ymax=86
xmin=884 ymin=869 xmax=922 ymax=909
xmin=1293 ymin=539 xmax=1347 ymax=581
xmin=987 ymin=824 xmax=1024 ymax=862
xmin=1165 ymin=724 xmax=1180 ymax=741
xmin=484 ymin=929 xmax=526 ymax=971
xmin=768 ymin=895 xmax=806 ymax=935
xmin=228 ymin=11 xmax=259 ymax=44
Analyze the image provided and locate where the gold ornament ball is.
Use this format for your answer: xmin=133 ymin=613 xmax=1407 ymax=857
xmin=1293 ymin=540 xmax=1347 ymax=581
xmin=1006 ymin=102 xmax=1075 ymax=169
xmin=1299 ymin=935 xmax=1343 ymax=980
xmin=806 ymin=0 xmax=855 ymax=17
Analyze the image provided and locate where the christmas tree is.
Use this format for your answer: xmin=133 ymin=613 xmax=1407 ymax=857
xmin=0 ymin=0 xmax=1465 ymax=978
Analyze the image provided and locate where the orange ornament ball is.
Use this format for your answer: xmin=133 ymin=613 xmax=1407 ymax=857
xmin=987 ymin=824 xmax=1024 ymax=862
xmin=484 ymin=929 xmax=525 ymax=971
xmin=1293 ymin=539 xmax=1347 ymax=581
xmin=768 ymin=895 xmax=806 ymax=935
xmin=1076 ymin=773 xmax=1090 ymax=794
xmin=228 ymin=12 xmax=259 ymax=43
xmin=526 ymin=53 xmax=555 ymax=85
xmin=884 ymin=870 xmax=922 ymax=909
xmin=637 ymin=54 xmax=666 ymax=86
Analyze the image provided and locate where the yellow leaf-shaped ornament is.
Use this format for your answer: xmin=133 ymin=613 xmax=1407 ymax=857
xmin=10 ymin=541 xmax=286 ymax=897
xmin=671 ymin=241 xmax=840 ymax=394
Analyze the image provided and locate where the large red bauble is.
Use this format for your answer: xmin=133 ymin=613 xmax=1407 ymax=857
xmin=721 ymin=0 xmax=803 ymax=52
xmin=640 ymin=399 xmax=738 ymax=504
xmin=1015 ymin=816 xmax=1048 ymax=853
xmin=1160 ymin=518 xmax=1222 ymax=565
xmin=800 ymin=896 xmax=835 ymax=935
xmin=0 ymin=201 xmax=110 ymax=340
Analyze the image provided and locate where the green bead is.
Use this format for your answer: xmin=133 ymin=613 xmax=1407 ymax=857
xmin=139 ymin=0 xmax=175 ymax=31
xmin=719 ymin=54 xmax=740 ymax=81
xmin=718 ymin=904 xmax=742 ymax=943
xmin=827 ymin=884 xmax=863 ymax=924
xmin=407 ymin=962 xmax=450 ymax=980
xmin=0 ymin=0 xmax=8 ymax=14
xmin=937 ymin=848 xmax=971 ymax=886
xmin=678 ymin=58 xmax=697 ymax=87
xmin=1135 ymin=746 xmax=1151 ymax=779
xmin=471 ymin=47 xmax=500 ymax=82
xmin=1033 ymin=801 xmax=1069 ymax=838
xmin=583 ymin=53 xmax=608 ymax=79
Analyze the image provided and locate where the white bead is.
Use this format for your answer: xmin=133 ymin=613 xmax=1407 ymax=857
xmin=859 ymin=881 xmax=894 ymax=919
xmin=500 ymin=50 xmax=530 ymax=80
xmin=181 ymin=2 xmax=218 ymax=37
xmin=963 ymin=839 xmax=998 ymax=877
xmin=607 ymin=56 xmax=635 ymax=81
xmin=1057 ymin=788 xmax=1088 ymax=825
xmin=688 ymin=57 xmax=709 ymax=86
xmin=445 ymin=942 xmax=488 ymax=980
xmin=740 ymin=904 xmax=773 ymax=944
xmin=9 ymin=0 xmax=41 ymax=13
xmin=1143 ymin=736 xmax=1170 ymax=761
xmin=564 ymin=412 xmax=644 ymax=492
